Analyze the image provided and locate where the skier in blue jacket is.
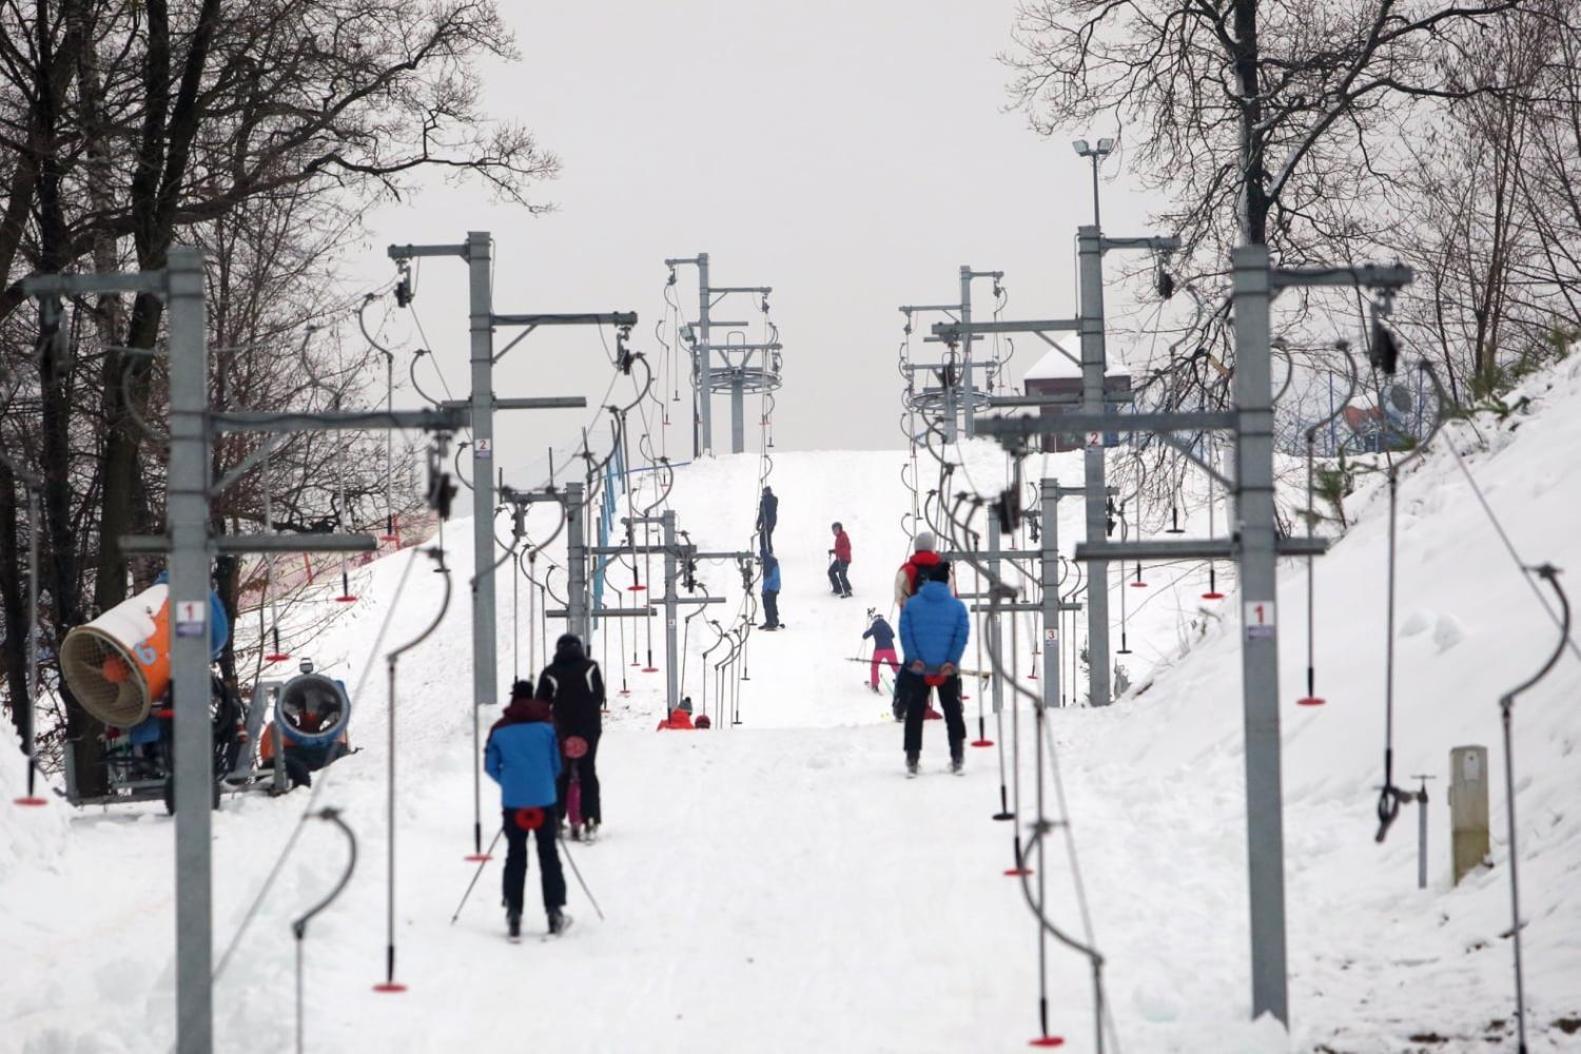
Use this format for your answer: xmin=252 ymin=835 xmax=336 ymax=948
xmin=759 ymin=555 xmax=783 ymax=630
xmin=897 ymin=562 xmax=970 ymax=776
xmin=485 ymin=681 xmax=570 ymax=938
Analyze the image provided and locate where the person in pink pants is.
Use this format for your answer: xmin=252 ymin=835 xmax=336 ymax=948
xmin=863 ymin=612 xmax=901 ymax=693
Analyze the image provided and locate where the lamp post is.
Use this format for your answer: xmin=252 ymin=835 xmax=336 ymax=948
xmin=1073 ymin=137 xmax=1116 ymax=228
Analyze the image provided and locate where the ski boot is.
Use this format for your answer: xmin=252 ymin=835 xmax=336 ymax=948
xmin=548 ymin=910 xmax=574 ymax=937
xmin=507 ymin=909 xmax=522 ymax=940
xmin=905 ymin=752 xmax=920 ymax=778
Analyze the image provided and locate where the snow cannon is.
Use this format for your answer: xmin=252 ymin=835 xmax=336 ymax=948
xmin=259 ymin=660 xmax=352 ymax=786
xmin=273 ymin=668 xmax=351 ymax=752
xmin=59 ymin=583 xmax=228 ymax=727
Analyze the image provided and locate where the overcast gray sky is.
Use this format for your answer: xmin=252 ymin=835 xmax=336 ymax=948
xmin=356 ymin=1 xmax=1165 ymax=480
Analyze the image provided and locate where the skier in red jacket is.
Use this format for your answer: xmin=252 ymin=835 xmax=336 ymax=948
xmin=828 ymin=522 xmax=853 ymax=598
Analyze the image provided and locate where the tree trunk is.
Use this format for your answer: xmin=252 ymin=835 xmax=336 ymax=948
xmin=1234 ymin=0 xmax=1269 ymax=246
xmin=0 ymin=463 xmax=29 ymax=745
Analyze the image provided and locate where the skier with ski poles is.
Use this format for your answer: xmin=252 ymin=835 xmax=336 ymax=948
xmin=484 ymin=682 xmax=572 ymax=939
xmin=862 ymin=610 xmax=900 ymax=695
xmin=535 ymin=633 xmax=605 ymax=842
xmin=828 ymin=522 xmax=853 ymax=597
xmin=897 ymin=561 xmax=970 ymax=777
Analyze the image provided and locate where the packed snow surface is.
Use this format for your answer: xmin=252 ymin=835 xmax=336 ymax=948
xmin=5 ymin=361 xmax=1581 ymax=1052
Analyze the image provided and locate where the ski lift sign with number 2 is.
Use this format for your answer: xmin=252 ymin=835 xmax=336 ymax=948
xmin=1244 ymin=600 xmax=1276 ymax=640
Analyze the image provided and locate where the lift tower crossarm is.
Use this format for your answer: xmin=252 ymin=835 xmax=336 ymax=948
xmin=931 ymin=319 xmax=1081 ymax=339
xmin=1099 ymin=235 xmax=1181 ymax=253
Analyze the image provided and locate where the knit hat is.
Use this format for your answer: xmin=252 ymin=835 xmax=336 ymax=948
xmin=509 ymin=679 xmax=534 ymax=701
xmin=914 ymin=531 xmax=936 ymax=552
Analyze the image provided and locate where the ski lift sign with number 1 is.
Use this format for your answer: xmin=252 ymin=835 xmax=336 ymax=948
xmin=1244 ymin=600 xmax=1276 ymax=640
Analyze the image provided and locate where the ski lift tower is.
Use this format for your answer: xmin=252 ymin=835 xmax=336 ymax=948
xmin=899 ymin=266 xmax=1004 ymax=443
xmin=664 ymin=252 xmax=782 ymax=456
xmin=707 ymin=331 xmax=784 ymax=455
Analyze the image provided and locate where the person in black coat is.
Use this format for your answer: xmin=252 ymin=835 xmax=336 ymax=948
xmin=757 ymin=486 xmax=778 ymax=555
xmin=534 ymin=633 xmax=605 ymax=835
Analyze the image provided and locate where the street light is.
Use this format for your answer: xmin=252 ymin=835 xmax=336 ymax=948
xmin=1073 ymin=137 xmax=1116 ymax=228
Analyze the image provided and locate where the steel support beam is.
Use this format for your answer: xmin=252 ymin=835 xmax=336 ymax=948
xmin=166 ymin=248 xmax=212 ymax=1054
xmin=1076 ymin=226 xmax=1111 ymax=708
xmin=960 ymin=266 xmax=975 ymax=437
xmin=1072 ymin=538 xmax=1329 ymax=562
xmin=1233 ymin=243 xmax=1288 ymax=1025
xmin=663 ymin=511 xmax=680 ymax=712
xmin=119 ymin=534 xmax=379 ymax=554
xmin=465 ymin=230 xmax=498 ymax=739
xmin=731 ymin=375 xmax=745 ymax=453
xmin=566 ymin=482 xmax=588 ymax=642
xmin=1041 ymin=479 xmax=1060 ymax=711
xmin=699 ymin=253 xmax=712 ymax=453
xmin=987 ymin=524 xmax=1002 ymax=714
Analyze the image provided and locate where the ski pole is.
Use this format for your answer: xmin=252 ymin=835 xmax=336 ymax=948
xmin=449 ymin=827 xmax=505 ymax=924
xmin=560 ymin=839 xmax=605 ymax=920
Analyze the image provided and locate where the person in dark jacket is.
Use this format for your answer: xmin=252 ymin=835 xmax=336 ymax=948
xmin=757 ymin=486 xmax=778 ymax=555
xmin=535 ymin=633 xmax=605 ymax=838
xmin=485 ymin=682 xmax=569 ymax=937
xmin=828 ymin=522 xmax=853 ymax=598
xmin=862 ymin=611 xmax=900 ymax=694
xmin=897 ymin=562 xmax=970 ymax=776
xmin=759 ymin=555 xmax=782 ymax=630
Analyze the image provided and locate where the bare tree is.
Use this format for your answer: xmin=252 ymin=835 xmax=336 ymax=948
xmin=0 ymin=0 xmax=558 ymax=785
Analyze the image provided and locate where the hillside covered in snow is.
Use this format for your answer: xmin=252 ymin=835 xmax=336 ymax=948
xmin=5 ymin=358 xmax=1581 ymax=1053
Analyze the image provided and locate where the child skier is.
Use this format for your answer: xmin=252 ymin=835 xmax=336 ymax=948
xmin=657 ymin=696 xmax=697 ymax=730
xmin=535 ymin=633 xmax=604 ymax=841
xmin=862 ymin=610 xmax=900 ymax=694
xmin=760 ymin=555 xmax=782 ymax=630
xmin=897 ymin=562 xmax=970 ymax=776
xmin=484 ymin=681 xmax=571 ymax=939
xmin=828 ymin=522 xmax=853 ymax=597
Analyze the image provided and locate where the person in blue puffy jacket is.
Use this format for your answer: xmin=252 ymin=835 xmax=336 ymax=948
xmin=759 ymin=555 xmax=783 ymax=630
xmin=485 ymin=681 xmax=570 ymax=938
xmin=897 ymin=562 xmax=970 ymax=776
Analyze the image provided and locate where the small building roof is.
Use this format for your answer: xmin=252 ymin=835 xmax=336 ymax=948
xmin=1023 ymin=337 xmax=1130 ymax=383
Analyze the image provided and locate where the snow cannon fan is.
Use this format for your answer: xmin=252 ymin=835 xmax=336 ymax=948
xmin=274 ymin=665 xmax=352 ymax=753
xmin=59 ymin=583 xmax=228 ymax=728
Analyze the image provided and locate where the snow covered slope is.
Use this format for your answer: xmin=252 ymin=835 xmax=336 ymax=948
xmin=5 ymin=361 xmax=1581 ymax=1052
